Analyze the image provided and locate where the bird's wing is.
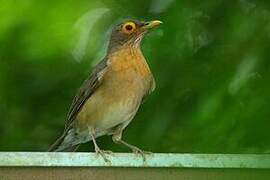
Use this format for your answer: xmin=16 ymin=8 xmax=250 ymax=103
xmin=142 ymin=75 xmax=156 ymax=103
xmin=149 ymin=75 xmax=156 ymax=93
xmin=64 ymin=58 xmax=108 ymax=131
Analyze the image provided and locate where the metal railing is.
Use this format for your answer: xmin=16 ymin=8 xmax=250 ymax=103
xmin=0 ymin=152 xmax=269 ymax=180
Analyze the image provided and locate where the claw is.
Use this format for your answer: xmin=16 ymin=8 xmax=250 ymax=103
xmin=102 ymin=150 xmax=113 ymax=154
xmin=94 ymin=147 xmax=111 ymax=163
xmin=131 ymin=147 xmax=151 ymax=161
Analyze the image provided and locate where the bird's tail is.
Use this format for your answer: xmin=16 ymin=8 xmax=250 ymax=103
xmin=48 ymin=132 xmax=65 ymax=152
xmin=49 ymin=129 xmax=105 ymax=152
xmin=48 ymin=130 xmax=79 ymax=152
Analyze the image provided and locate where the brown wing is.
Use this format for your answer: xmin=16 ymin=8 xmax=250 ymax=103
xmin=64 ymin=58 xmax=108 ymax=131
xmin=142 ymin=74 xmax=156 ymax=103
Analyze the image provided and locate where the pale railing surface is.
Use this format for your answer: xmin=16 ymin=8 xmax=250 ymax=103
xmin=0 ymin=152 xmax=270 ymax=180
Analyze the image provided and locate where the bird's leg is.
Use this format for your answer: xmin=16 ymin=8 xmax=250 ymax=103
xmin=112 ymin=127 xmax=151 ymax=161
xmin=88 ymin=127 xmax=111 ymax=162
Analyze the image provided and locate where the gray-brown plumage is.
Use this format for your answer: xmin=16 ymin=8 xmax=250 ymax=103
xmin=49 ymin=19 xmax=162 ymax=160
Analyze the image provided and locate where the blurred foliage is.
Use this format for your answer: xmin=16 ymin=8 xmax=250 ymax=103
xmin=0 ymin=0 xmax=270 ymax=153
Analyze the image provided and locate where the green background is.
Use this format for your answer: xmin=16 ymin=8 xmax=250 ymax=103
xmin=0 ymin=0 xmax=269 ymax=153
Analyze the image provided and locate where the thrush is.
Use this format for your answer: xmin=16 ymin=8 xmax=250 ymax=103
xmin=49 ymin=19 xmax=162 ymax=161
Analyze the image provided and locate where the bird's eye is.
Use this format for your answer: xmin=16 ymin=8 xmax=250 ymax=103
xmin=122 ymin=22 xmax=136 ymax=34
xmin=125 ymin=25 xmax=133 ymax=31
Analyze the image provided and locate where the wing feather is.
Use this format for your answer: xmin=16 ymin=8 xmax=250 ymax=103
xmin=64 ymin=58 xmax=108 ymax=130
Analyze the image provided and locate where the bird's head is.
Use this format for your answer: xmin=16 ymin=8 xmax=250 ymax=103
xmin=108 ymin=19 xmax=162 ymax=52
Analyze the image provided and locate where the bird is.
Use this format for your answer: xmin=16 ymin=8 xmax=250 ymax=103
xmin=48 ymin=19 xmax=162 ymax=161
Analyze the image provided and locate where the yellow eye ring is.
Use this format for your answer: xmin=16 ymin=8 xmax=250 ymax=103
xmin=122 ymin=22 xmax=136 ymax=34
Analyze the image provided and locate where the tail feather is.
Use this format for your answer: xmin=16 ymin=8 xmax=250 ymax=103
xmin=48 ymin=131 xmax=79 ymax=152
xmin=48 ymin=129 xmax=105 ymax=152
xmin=48 ymin=132 xmax=67 ymax=152
xmin=48 ymin=128 xmax=85 ymax=152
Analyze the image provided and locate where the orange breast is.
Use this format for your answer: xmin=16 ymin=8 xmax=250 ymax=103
xmin=109 ymin=46 xmax=152 ymax=78
xmin=74 ymin=46 xmax=153 ymax=132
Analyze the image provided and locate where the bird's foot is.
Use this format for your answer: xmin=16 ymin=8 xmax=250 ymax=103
xmin=102 ymin=150 xmax=113 ymax=154
xmin=131 ymin=147 xmax=152 ymax=161
xmin=94 ymin=147 xmax=112 ymax=163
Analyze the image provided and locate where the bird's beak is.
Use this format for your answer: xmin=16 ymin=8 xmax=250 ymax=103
xmin=142 ymin=20 xmax=162 ymax=30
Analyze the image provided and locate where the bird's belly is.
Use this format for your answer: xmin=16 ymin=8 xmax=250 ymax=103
xmin=74 ymin=73 xmax=145 ymax=133
xmin=95 ymin=93 xmax=140 ymax=132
